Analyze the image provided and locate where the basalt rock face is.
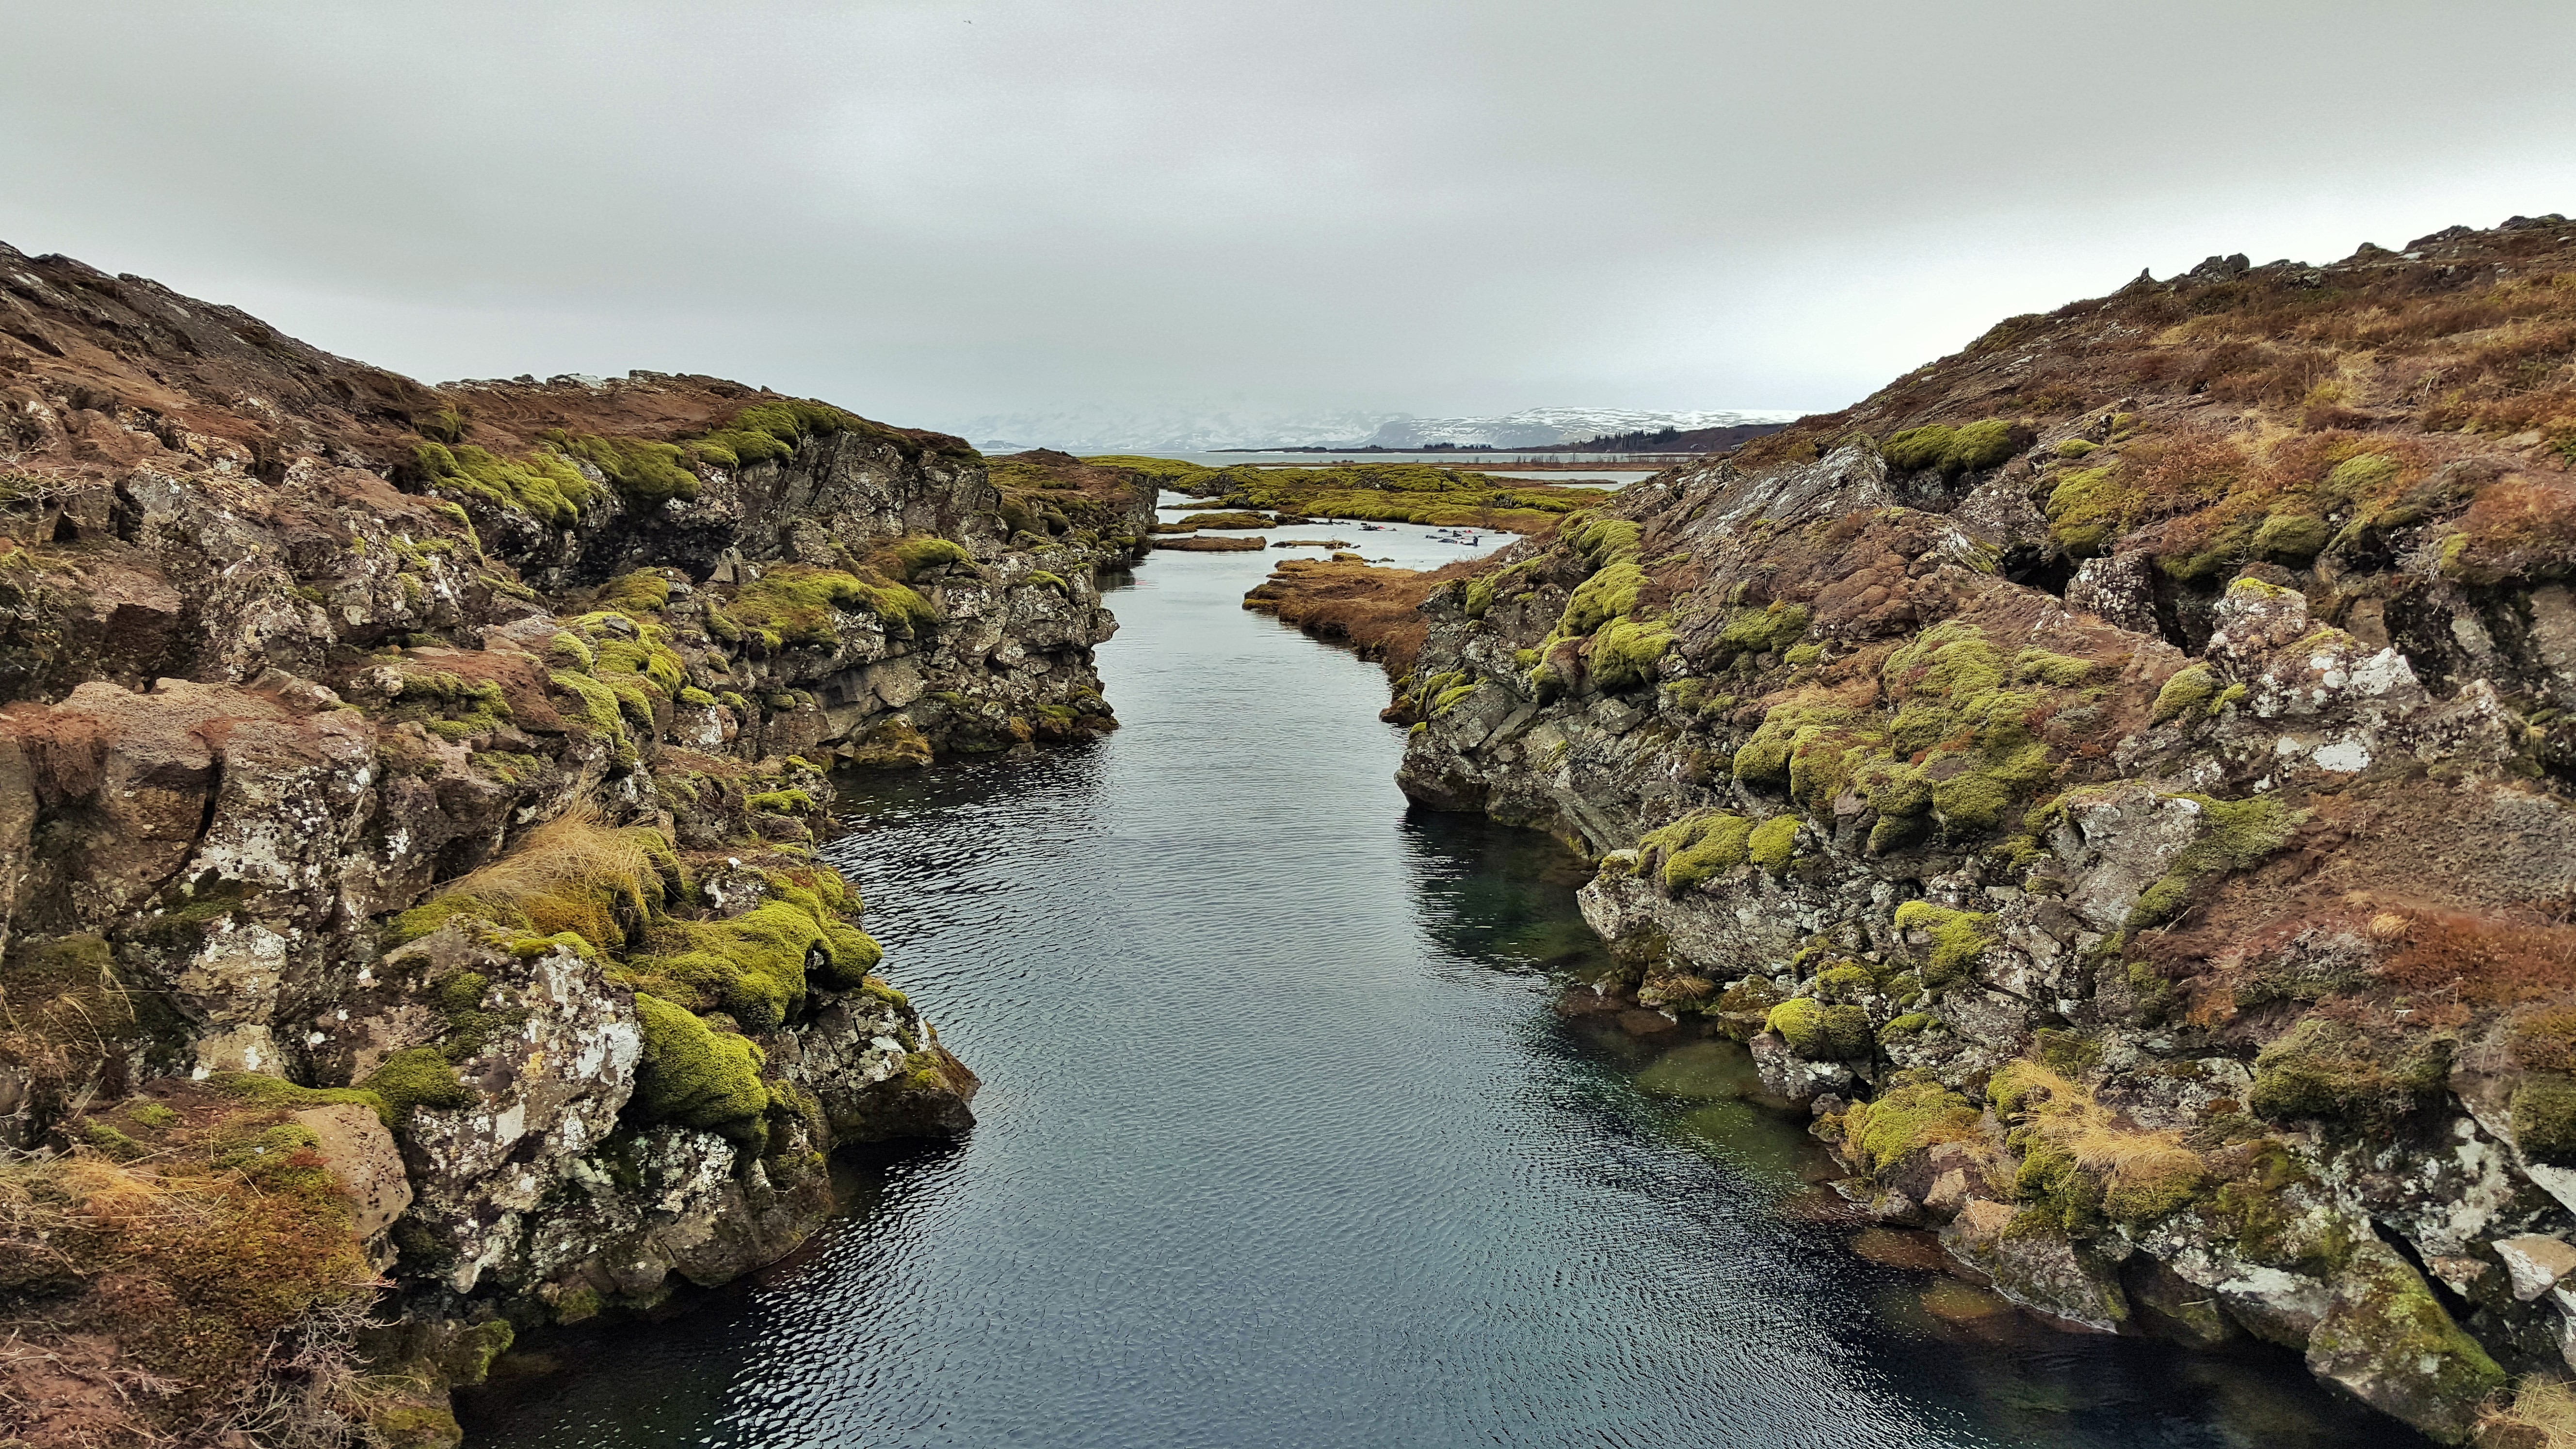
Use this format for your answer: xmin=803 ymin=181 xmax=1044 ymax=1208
xmin=1395 ymin=218 xmax=2576 ymax=1442
xmin=0 ymin=242 xmax=1139 ymax=1443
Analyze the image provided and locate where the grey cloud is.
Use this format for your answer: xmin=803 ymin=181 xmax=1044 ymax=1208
xmin=2 ymin=0 xmax=2570 ymax=435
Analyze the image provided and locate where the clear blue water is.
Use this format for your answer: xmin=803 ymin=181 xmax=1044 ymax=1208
xmin=462 ymin=545 xmax=2410 ymax=1449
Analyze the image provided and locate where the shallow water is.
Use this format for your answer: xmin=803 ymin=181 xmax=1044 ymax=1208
xmin=462 ymin=543 xmax=2414 ymax=1449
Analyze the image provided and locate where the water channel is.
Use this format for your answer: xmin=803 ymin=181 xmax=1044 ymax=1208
xmin=462 ymin=530 xmax=2410 ymax=1449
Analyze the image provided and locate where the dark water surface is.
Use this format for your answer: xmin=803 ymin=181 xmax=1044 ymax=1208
xmin=464 ymin=538 xmax=2405 ymax=1449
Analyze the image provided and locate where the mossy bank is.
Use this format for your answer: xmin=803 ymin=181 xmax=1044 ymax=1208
xmin=1389 ymin=216 xmax=2576 ymax=1445
xmin=0 ymin=240 xmax=1151 ymax=1445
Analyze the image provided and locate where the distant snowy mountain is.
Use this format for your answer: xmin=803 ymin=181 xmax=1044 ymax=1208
xmin=953 ymin=404 xmax=1799 ymax=454
xmin=1358 ymin=407 xmax=1797 ymax=450
xmin=954 ymin=405 xmax=1391 ymax=455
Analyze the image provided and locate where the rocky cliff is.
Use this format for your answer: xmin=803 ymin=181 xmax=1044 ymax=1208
xmin=1393 ymin=216 xmax=2576 ymax=1442
xmin=0 ymin=242 xmax=1150 ymax=1445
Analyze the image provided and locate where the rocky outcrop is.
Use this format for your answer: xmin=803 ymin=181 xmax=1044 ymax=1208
xmin=0 ymin=241 xmax=1143 ymax=1443
xmin=1389 ymin=217 xmax=2576 ymax=1442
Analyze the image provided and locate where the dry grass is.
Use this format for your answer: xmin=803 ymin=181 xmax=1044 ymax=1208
xmin=2487 ymin=1375 xmax=2576 ymax=1446
xmin=2377 ymin=906 xmax=2576 ymax=1007
xmin=1995 ymin=1063 xmax=2206 ymax=1220
xmin=0 ymin=1084 xmax=383 ymax=1444
xmin=394 ymin=802 xmax=667 ymax=946
xmin=1241 ymin=555 xmax=1484 ymax=678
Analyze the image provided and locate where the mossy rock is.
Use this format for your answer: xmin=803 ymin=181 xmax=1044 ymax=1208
xmin=1640 ymin=811 xmax=1754 ymax=891
xmin=1588 ymin=616 xmax=1672 ymax=691
xmin=1766 ymin=997 xmax=1871 ymax=1061
xmin=1711 ymin=977 xmax=1783 ymax=1042
xmin=1745 ymin=814 xmax=1799 ymax=872
xmin=1892 ymin=901 xmax=1995 ymax=985
xmin=630 ymin=994 xmax=768 ymax=1135
xmin=2249 ymin=1015 xmax=2448 ymax=1127
xmin=2251 ymin=511 xmax=2333 ymax=564
xmin=1842 ymin=1078 xmax=1977 ymax=1181
xmin=2511 ymin=1072 xmax=2576 ymax=1165
xmin=2303 ymin=1240 xmax=2504 ymax=1444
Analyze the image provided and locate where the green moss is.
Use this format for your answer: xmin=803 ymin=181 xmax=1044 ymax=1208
xmin=685 ymin=398 xmax=886 ymax=471
xmin=1893 ymin=901 xmax=1996 ymax=985
xmin=622 ymin=877 xmax=880 ymax=1031
xmin=883 ymin=535 xmax=972 ymax=580
xmin=1731 ymin=700 xmax=1857 ymax=792
xmin=1640 ymin=811 xmax=1755 ymax=890
xmin=2056 ymin=438 xmax=2100 ymax=459
xmin=2251 ymin=511 xmax=2333 ymax=564
xmin=1558 ymin=560 xmax=1646 ymax=637
xmin=1717 ymin=602 xmax=1811 ymax=655
xmin=748 ymin=789 xmax=818 ymax=816
xmin=414 ymin=441 xmax=601 ymax=528
xmin=1883 ymin=418 xmax=2017 ymax=476
xmin=2511 ymin=1073 xmax=2576 ymax=1165
xmin=551 ymin=431 xmax=700 ymax=506
xmin=1027 ymin=569 xmax=1068 ymax=590
xmin=1842 ymin=1078 xmax=1978 ymax=1179
xmin=677 ymin=686 xmax=717 ymax=708
xmin=387 ymin=669 xmax=515 ymax=743
xmin=2171 ymin=792 xmax=2307 ymax=873
xmin=2012 ymin=648 xmax=2097 ymax=687
xmin=1782 ymin=643 xmax=1824 ymax=667
xmin=1880 ymin=1012 xmax=1940 ymax=1042
xmin=208 ymin=1070 xmax=396 ymax=1128
xmin=81 ymin=1122 xmax=143 ymax=1158
xmin=2250 ymin=1015 xmax=2449 ymax=1126
xmin=1431 ymin=682 xmax=1480 ymax=716
xmin=1812 ymin=962 xmax=1874 ymax=1001
xmin=2010 ymin=1136 xmax=2106 ymax=1233
xmin=2152 ymin=664 xmax=2217 ymax=724
xmin=724 ymin=563 xmax=939 ymax=650
xmin=1566 ymin=515 xmax=1642 ymax=566
xmin=357 ymin=1046 xmax=478 ymax=1121
xmin=547 ymin=630 xmax=596 ymax=673
xmin=2126 ymin=872 xmax=2191 ymax=929
xmin=1746 ymin=814 xmax=1800 ymax=872
xmin=630 ymin=993 xmax=768 ymax=1135
xmin=1588 ymin=616 xmax=1672 ymax=690
xmin=549 ymin=670 xmax=630 ymax=758
xmin=599 ymin=570 xmax=672 ymax=615
xmin=2044 ymin=464 xmax=2127 ymax=555
xmin=1766 ymin=997 xmax=1871 ymax=1060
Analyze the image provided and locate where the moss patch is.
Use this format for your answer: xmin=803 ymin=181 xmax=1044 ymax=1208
xmin=1842 ymin=1076 xmax=1979 ymax=1180
xmin=1892 ymin=901 xmax=1996 ymax=985
xmin=1766 ymin=997 xmax=1871 ymax=1060
xmin=2249 ymin=1015 xmax=2449 ymax=1127
xmin=630 ymin=993 xmax=768 ymax=1137
xmin=1640 ymin=811 xmax=1755 ymax=891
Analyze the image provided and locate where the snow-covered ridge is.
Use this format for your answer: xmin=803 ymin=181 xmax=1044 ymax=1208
xmin=957 ymin=404 xmax=1799 ymax=454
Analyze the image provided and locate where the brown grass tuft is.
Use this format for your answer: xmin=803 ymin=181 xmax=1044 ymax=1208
xmin=1241 ymin=556 xmax=1484 ymax=678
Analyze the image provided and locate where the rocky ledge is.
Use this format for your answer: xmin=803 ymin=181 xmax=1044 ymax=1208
xmin=0 ymin=242 xmax=1149 ymax=1445
xmin=1392 ymin=217 xmax=2576 ymax=1443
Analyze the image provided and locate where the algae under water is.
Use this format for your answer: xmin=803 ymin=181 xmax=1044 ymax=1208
xmin=462 ymin=528 xmax=2416 ymax=1449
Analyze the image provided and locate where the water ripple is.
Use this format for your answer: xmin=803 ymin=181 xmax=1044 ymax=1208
xmin=463 ymin=548 xmax=2415 ymax=1449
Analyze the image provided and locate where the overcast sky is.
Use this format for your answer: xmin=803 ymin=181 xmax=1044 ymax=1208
xmin=4 ymin=1 xmax=2573 ymax=434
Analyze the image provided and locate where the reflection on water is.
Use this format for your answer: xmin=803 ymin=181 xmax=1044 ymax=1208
xmin=462 ymin=551 xmax=2417 ymax=1449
